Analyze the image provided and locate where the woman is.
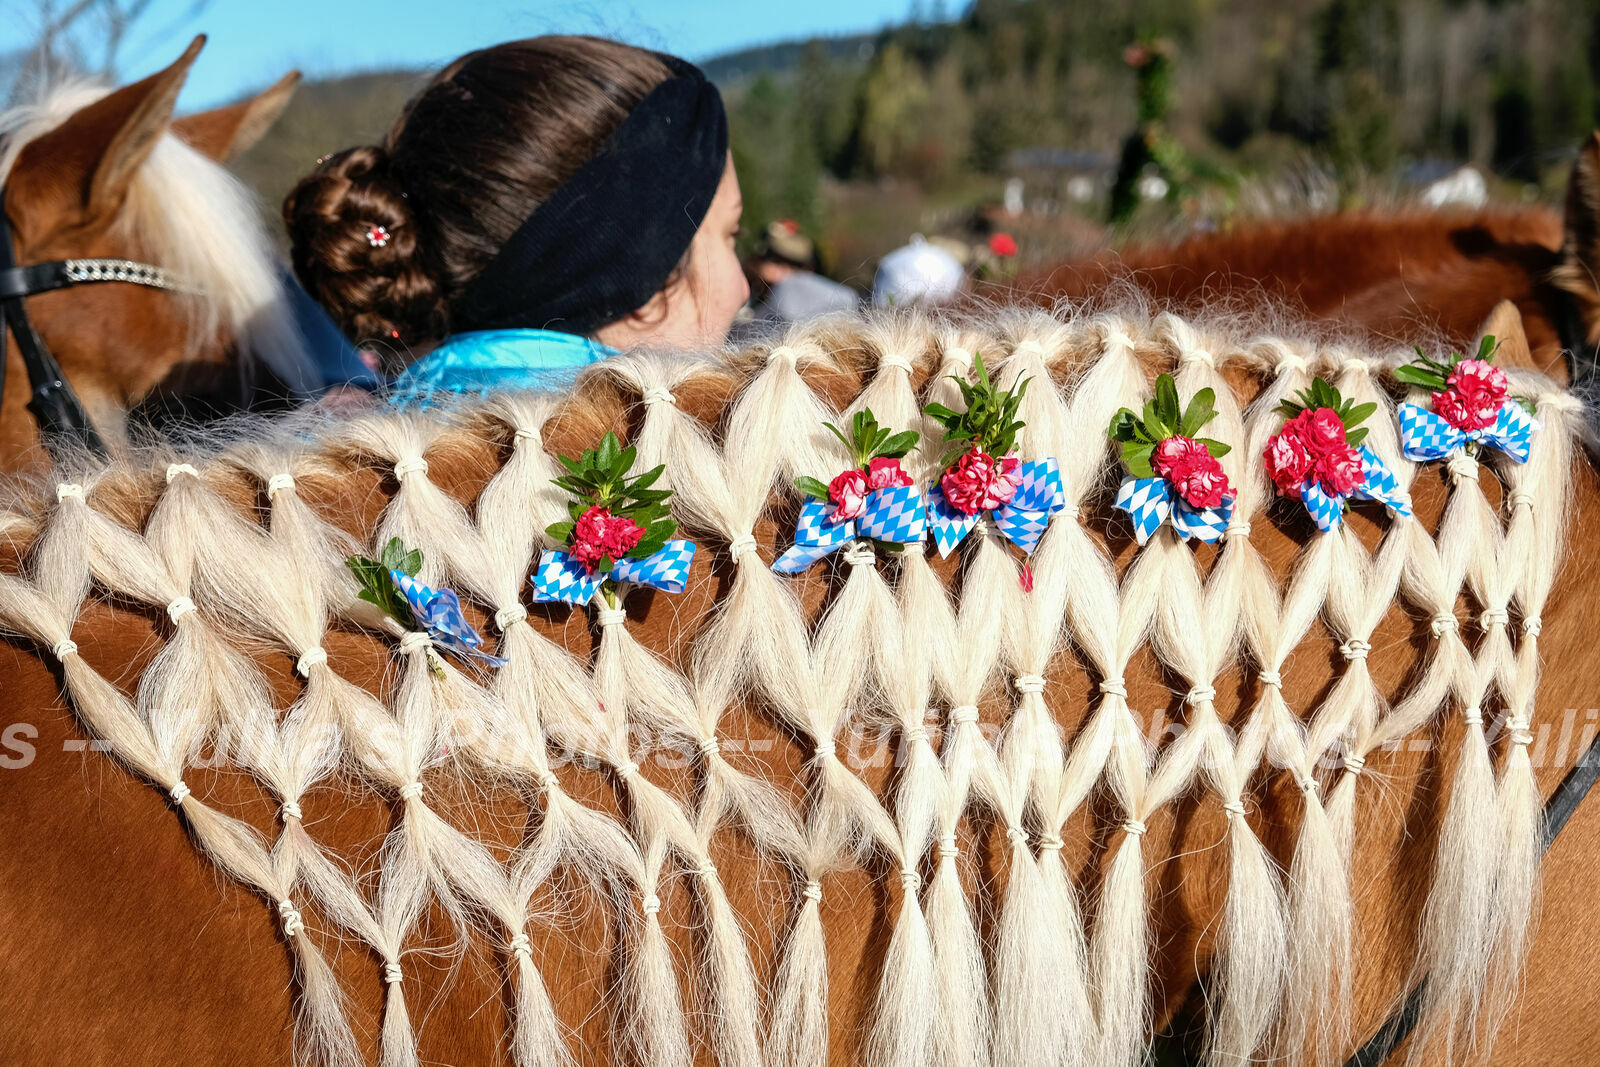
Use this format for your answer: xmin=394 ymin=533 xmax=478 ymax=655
xmin=284 ymin=37 xmax=748 ymax=404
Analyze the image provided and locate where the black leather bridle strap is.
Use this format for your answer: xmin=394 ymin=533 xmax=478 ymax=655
xmin=1346 ymin=726 xmax=1600 ymax=1065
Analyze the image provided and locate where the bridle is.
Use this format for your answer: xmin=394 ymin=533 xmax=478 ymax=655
xmin=0 ymin=190 xmax=189 ymax=459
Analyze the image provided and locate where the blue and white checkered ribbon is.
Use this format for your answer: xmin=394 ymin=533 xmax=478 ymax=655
xmin=1113 ymin=476 xmax=1235 ymax=545
xmin=1297 ymin=446 xmax=1413 ymax=533
xmin=392 ymin=571 xmax=507 ymax=666
xmin=772 ymin=484 xmax=927 ymax=573
xmin=927 ymin=457 xmax=1067 ymax=558
xmin=1398 ymin=400 xmax=1535 ymax=465
xmin=531 ymin=539 xmax=698 ymax=606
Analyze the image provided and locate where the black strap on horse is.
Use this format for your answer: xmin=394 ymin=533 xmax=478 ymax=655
xmin=0 ymin=189 xmax=189 ymax=461
xmin=1347 ymin=726 xmax=1600 ymax=1065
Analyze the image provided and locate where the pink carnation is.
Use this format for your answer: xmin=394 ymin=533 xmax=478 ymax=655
xmin=828 ymin=468 xmax=869 ymax=523
xmin=940 ymin=446 xmax=1021 ymax=516
xmin=1169 ymin=451 xmax=1232 ymax=509
xmin=866 ymin=456 xmax=912 ymax=491
xmin=1263 ymin=426 xmax=1315 ymax=499
xmin=1152 ymin=435 xmax=1204 ymax=478
xmin=571 ymin=506 xmax=645 ymax=572
xmin=1432 ymin=358 xmax=1507 ymax=431
xmin=1314 ymin=445 xmax=1367 ymax=497
xmin=1304 ymin=408 xmax=1348 ymax=451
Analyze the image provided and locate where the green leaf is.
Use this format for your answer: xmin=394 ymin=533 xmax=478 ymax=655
xmin=380 ymin=537 xmax=404 ymax=571
xmin=1154 ymin=374 xmax=1180 ymax=428
xmin=824 ymin=420 xmax=854 ymax=456
xmin=1179 ymin=386 xmax=1216 ymax=436
xmin=1345 ymin=427 xmax=1369 ymax=448
xmin=596 ymin=432 xmax=619 ymax=475
xmin=1342 ymin=401 xmax=1377 ymax=429
xmin=1123 ymin=440 xmax=1156 ymax=477
xmin=1108 ymin=408 xmax=1142 ymax=442
xmin=923 ymin=402 xmax=960 ymax=424
xmin=878 ymin=430 xmax=919 ymax=459
xmin=1393 ymin=365 xmax=1449 ymax=391
xmin=399 ymin=549 xmax=422 ymax=578
xmin=1476 ymin=334 xmax=1497 ymax=362
xmin=795 ymin=475 xmax=832 ymax=502
xmin=1142 ymin=398 xmax=1170 ymax=442
xmin=1195 ymin=437 xmax=1231 ymax=458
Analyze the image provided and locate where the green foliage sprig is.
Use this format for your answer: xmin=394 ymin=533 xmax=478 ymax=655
xmin=1275 ymin=377 xmax=1377 ymax=448
xmin=543 ymin=431 xmax=677 ymax=571
xmin=347 ymin=536 xmax=421 ymax=629
xmin=1107 ymin=372 xmax=1231 ymax=477
xmin=1394 ymin=334 xmax=1498 ymax=392
xmin=795 ymin=408 xmax=918 ymax=501
xmin=923 ymin=352 xmax=1029 ymax=468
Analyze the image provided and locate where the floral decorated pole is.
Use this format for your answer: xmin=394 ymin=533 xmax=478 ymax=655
xmin=1262 ymin=377 xmax=1412 ymax=532
xmin=1395 ymin=335 xmax=1537 ymax=465
xmin=531 ymin=432 xmax=696 ymax=608
xmin=924 ymin=352 xmax=1067 ymax=572
xmin=772 ymin=409 xmax=926 ymax=572
xmin=347 ymin=536 xmax=506 ymax=670
xmin=1108 ymin=372 xmax=1236 ymax=544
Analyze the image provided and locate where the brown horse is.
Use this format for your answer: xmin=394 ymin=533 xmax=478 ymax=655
xmin=0 ymin=302 xmax=1593 ymax=1067
xmin=0 ymin=37 xmax=313 ymax=472
xmin=1013 ymin=141 xmax=1600 ymax=391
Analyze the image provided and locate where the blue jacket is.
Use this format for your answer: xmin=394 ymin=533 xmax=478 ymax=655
xmin=388 ymin=329 xmax=614 ymax=407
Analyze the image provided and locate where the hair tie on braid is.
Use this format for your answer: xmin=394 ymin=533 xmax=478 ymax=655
xmin=393 ymin=456 xmax=428 ymax=479
xmin=802 ymin=880 xmax=822 ymax=903
xmin=642 ymin=386 xmax=677 ymax=406
xmin=1298 ymin=778 xmax=1319 ymax=796
xmin=1186 ymin=684 xmax=1216 ymax=705
xmin=1446 ymin=452 xmax=1480 ymax=483
xmin=166 ymin=463 xmax=199 ymax=483
xmin=1182 ymin=347 xmax=1215 ymax=367
xmin=616 ymin=760 xmax=641 ymax=779
xmin=1101 ymin=329 xmax=1137 ymax=353
xmin=280 ymin=801 xmax=303 ymax=822
xmin=936 ymin=833 xmax=959 ymax=860
xmin=696 ymin=861 xmax=720 ymax=880
xmin=1508 ymin=488 xmax=1536 ymax=511
xmin=509 ymin=932 xmax=532 ymax=960
xmin=1508 ymin=718 xmax=1534 ymax=746
xmin=899 ymin=869 xmax=922 ymax=892
xmin=596 ymin=606 xmax=627 ymax=627
xmin=169 ymin=780 xmax=191 ymax=804
xmin=813 ymin=738 xmax=836 ymax=760
xmin=727 ymin=532 xmax=758 ymax=561
xmin=1480 ymin=608 xmax=1510 ymax=630
xmin=1257 ymin=669 xmax=1283 ymax=687
xmin=295 ymin=646 xmax=328 ymax=676
xmin=1343 ymin=753 xmax=1366 ymax=775
xmin=768 ymin=345 xmax=799 ymax=366
xmin=266 ymin=473 xmax=296 ymax=498
xmin=165 ymin=597 xmax=196 ymax=624
xmin=904 ymin=723 xmax=930 ymax=745
xmin=51 ymin=639 xmax=78 ymax=660
xmin=1037 ymin=833 xmax=1065 ymax=852
xmin=880 ymin=352 xmax=914 ymax=374
xmin=1224 ymin=521 xmax=1252 ymax=541
xmin=1222 ymin=801 xmax=1247 ymax=819
xmin=1004 ymin=825 xmax=1028 ymax=846
xmin=1098 ymin=677 xmax=1128 ymax=698
xmin=641 ymin=894 xmax=662 ymax=917
xmin=842 ymin=541 xmax=877 ymax=567
xmin=943 ymin=346 xmax=975 ymax=369
xmin=949 ymin=704 xmax=980 ymax=725
xmin=1462 ymin=706 xmax=1484 ymax=726
xmin=1275 ymin=353 xmax=1310 ymax=375
xmin=277 ymin=900 xmax=305 ymax=938
xmin=397 ymin=781 xmax=424 ymax=801
xmin=1342 ymin=358 xmax=1373 ymax=377
xmin=1015 ymin=674 xmax=1046 ymax=695
xmin=383 ymin=962 xmax=403 ymax=985
xmin=397 ymin=631 xmax=432 ymax=655
xmin=536 ymin=769 xmax=561 ymax=793
xmin=1430 ymin=614 xmax=1459 ymax=638
xmin=1122 ymin=819 xmax=1148 ymax=836
xmin=511 ymin=427 xmax=540 ymax=446
xmin=1340 ymin=638 xmax=1372 ymax=660
xmin=697 ymin=735 xmax=721 ymax=757
xmin=55 ymin=482 xmax=84 ymax=502
xmin=1523 ymin=616 xmax=1542 ymax=637
xmin=494 ymin=605 xmax=527 ymax=631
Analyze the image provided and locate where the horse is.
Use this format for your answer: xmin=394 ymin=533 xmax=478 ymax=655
xmin=0 ymin=36 xmax=316 ymax=473
xmin=1010 ymin=138 xmax=1600 ymax=392
xmin=0 ymin=301 xmax=1594 ymax=1067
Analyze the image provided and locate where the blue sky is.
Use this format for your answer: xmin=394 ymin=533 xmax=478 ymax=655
xmin=6 ymin=0 xmax=916 ymax=109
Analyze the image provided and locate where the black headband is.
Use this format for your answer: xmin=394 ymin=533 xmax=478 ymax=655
xmin=452 ymin=55 xmax=728 ymax=336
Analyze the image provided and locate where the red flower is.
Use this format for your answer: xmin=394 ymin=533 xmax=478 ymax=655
xmin=1314 ymin=445 xmax=1367 ymax=497
xmin=828 ymin=468 xmax=869 ymax=523
xmin=571 ymin=506 xmax=645 ymax=572
xmin=989 ymin=232 xmax=1019 ymax=258
xmin=1152 ymin=435 xmax=1204 ymax=478
xmin=1432 ymin=358 xmax=1507 ymax=431
xmin=1169 ymin=452 xmax=1232 ymax=509
xmin=866 ymin=456 xmax=912 ymax=491
xmin=1303 ymin=408 xmax=1348 ymax=451
xmin=1263 ymin=424 xmax=1315 ymax=499
xmin=941 ymin=446 xmax=1022 ymax=515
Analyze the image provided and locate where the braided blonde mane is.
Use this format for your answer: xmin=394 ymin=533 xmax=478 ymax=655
xmin=0 ymin=306 xmax=1581 ymax=1067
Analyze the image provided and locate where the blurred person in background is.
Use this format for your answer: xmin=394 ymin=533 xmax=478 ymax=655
xmin=284 ymin=36 xmax=747 ymax=406
xmin=872 ymin=234 xmax=968 ymax=308
xmin=746 ymin=218 xmax=858 ymax=323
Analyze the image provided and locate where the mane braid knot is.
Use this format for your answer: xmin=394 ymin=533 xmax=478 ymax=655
xmin=937 ymin=834 xmax=959 ymax=860
xmin=55 ymin=482 xmax=85 ymax=503
xmin=642 ymin=386 xmax=677 ymax=406
xmin=51 ymin=639 xmax=78 ymax=660
xmin=166 ymin=463 xmax=199 ymax=483
xmin=295 ymin=647 xmax=328 ymax=676
xmin=1344 ymin=753 xmax=1366 ymax=775
xmin=802 ymin=881 xmax=823 ymax=903
xmin=508 ymin=932 xmax=532 ymax=960
xmin=1099 ymin=678 xmax=1129 ymax=698
xmin=1257 ymin=670 xmax=1283 ymax=687
xmin=511 ymin=428 xmax=540 ymax=447
xmin=943 ymin=346 xmax=975 ymax=370
xmin=165 ymin=597 xmax=196 ymax=624
xmin=1185 ymin=685 xmax=1217 ymax=705
xmin=1004 ymin=825 xmax=1029 ymax=846
xmin=768 ymin=345 xmax=799 ymax=366
xmin=280 ymin=801 xmax=303 ymax=823
xmin=1340 ymin=639 xmax=1372 ymax=660
xmin=277 ymin=900 xmax=305 ymax=938
xmin=842 ymin=541 xmax=877 ymax=567
xmin=397 ymin=631 xmax=431 ymax=655
xmin=536 ymin=770 xmax=561 ymax=793
xmin=1509 ymin=489 xmax=1536 ymax=511
xmin=950 ymin=705 xmax=980 ymax=725
xmin=697 ymin=736 xmax=720 ymax=757
xmin=880 ymin=352 xmax=914 ymax=375
xmin=813 ymin=739 xmax=836 ymax=760
xmin=1122 ymin=820 xmax=1148 ymax=837
xmin=1430 ymin=615 xmax=1459 ymax=638
xmin=397 ymin=782 xmax=424 ymax=802
xmin=1523 ymin=616 xmax=1543 ymax=637
xmin=641 ymin=894 xmax=662 ymax=917
xmin=1509 ymin=718 xmax=1535 ymax=746
xmin=1222 ymin=801 xmax=1248 ymax=819
xmin=1037 ymin=833 xmax=1065 ymax=852
xmin=1275 ymin=353 xmax=1311 ymax=375
xmin=899 ymin=869 xmax=921 ymax=892
xmin=266 ymin=473 xmax=296 ymax=498
xmin=393 ymin=456 xmax=428 ymax=480
xmin=616 ymin=761 xmax=641 ymax=780
xmin=494 ymin=605 xmax=527 ymax=631
xmin=1181 ymin=346 xmax=1216 ymax=368
xmin=1481 ymin=608 xmax=1510 ymax=630
xmin=1446 ymin=452 xmax=1480 ymax=484
xmin=383 ymin=962 xmax=403 ymax=985
xmin=596 ymin=606 xmax=627 ymax=627
xmin=1224 ymin=521 xmax=1252 ymax=541
xmin=727 ymin=533 xmax=758 ymax=561
xmin=1015 ymin=674 xmax=1047 ymax=695
xmin=169 ymin=781 xmax=191 ymax=804
xmin=1462 ymin=706 xmax=1484 ymax=727
xmin=1100 ymin=329 xmax=1137 ymax=354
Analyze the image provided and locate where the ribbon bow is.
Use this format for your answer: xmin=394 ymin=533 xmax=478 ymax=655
xmin=1298 ymin=446 xmax=1413 ymax=533
xmin=391 ymin=571 xmax=507 ymax=666
xmin=1398 ymin=401 xmax=1535 ymax=465
xmin=772 ymin=485 xmax=927 ymax=573
xmin=532 ymin=540 xmax=698 ymax=606
xmin=927 ymin=457 xmax=1066 ymax=557
xmin=1113 ymin=477 xmax=1235 ymax=545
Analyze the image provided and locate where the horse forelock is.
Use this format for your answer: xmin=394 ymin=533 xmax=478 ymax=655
xmin=0 ymin=82 xmax=318 ymax=398
xmin=0 ymin=304 xmax=1590 ymax=1067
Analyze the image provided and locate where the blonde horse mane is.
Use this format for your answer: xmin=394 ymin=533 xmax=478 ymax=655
xmin=0 ymin=82 xmax=317 ymax=395
xmin=0 ymin=304 xmax=1580 ymax=1067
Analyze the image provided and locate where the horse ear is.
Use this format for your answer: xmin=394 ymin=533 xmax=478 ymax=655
xmin=1476 ymin=299 xmax=1536 ymax=370
xmin=171 ymin=71 xmax=300 ymax=163
xmin=12 ymin=35 xmax=205 ymax=224
xmin=1557 ymin=132 xmax=1600 ymax=343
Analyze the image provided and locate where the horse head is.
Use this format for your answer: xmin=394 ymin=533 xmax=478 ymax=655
xmin=0 ymin=36 xmax=314 ymax=472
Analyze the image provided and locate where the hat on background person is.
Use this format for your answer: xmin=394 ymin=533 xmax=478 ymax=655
xmin=754 ymin=218 xmax=820 ymax=271
xmin=871 ymin=234 xmax=968 ymax=308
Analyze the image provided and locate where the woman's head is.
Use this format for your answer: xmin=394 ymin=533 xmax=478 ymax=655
xmin=284 ymin=36 xmax=745 ymax=363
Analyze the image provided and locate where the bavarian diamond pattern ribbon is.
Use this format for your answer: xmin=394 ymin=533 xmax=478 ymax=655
xmin=392 ymin=571 xmax=507 ymax=666
xmin=1113 ymin=476 xmax=1234 ymax=545
xmin=532 ymin=540 xmax=699 ymax=606
xmin=927 ymin=456 xmax=1066 ymax=558
xmin=1398 ymin=400 xmax=1535 ymax=465
xmin=772 ymin=484 xmax=928 ymax=574
xmin=1299 ymin=446 xmax=1414 ymax=533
